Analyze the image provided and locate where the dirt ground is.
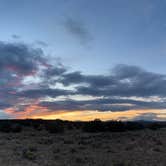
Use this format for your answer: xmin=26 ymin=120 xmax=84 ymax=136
xmin=0 ymin=128 xmax=166 ymax=166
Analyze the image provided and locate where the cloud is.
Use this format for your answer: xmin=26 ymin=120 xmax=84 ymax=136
xmin=63 ymin=17 xmax=92 ymax=44
xmin=0 ymin=41 xmax=166 ymax=119
xmin=68 ymin=64 xmax=166 ymax=98
xmin=61 ymin=71 xmax=84 ymax=86
xmin=132 ymin=113 xmax=159 ymax=121
xmin=0 ymin=42 xmax=45 ymax=75
xmin=12 ymin=35 xmax=21 ymax=39
xmin=0 ymin=42 xmax=48 ymax=110
xmin=39 ymin=97 xmax=166 ymax=112
xmin=35 ymin=40 xmax=48 ymax=47
xmin=18 ymin=88 xmax=73 ymax=99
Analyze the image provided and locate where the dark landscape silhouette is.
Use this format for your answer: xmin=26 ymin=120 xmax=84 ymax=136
xmin=0 ymin=119 xmax=165 ymax=165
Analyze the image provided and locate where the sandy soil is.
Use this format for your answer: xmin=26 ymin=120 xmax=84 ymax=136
xmin=0 ymin=128 xmax=166 ymax=166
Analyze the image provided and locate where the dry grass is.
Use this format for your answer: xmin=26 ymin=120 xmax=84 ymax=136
xmin=0 ymin=126 xmax=165 ymax=166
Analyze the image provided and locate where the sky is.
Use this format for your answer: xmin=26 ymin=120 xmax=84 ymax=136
xmin=0 ymin=0 xmax=166 ymax=121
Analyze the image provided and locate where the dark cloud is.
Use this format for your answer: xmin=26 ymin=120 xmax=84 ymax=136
xmin=19 ymin=88 xmax=72 ymax=99
xmin=61 ymin=71 xmax=84 ymax=86
xmin=38 ymin=64 xmax=166 ymax=113
xmin=61 ymin=72 xmax=116 ymax=87
xmin=64 ymin=17 xmax=92 ymax=44
xmin=59 ymin=64 xmax=166 ymax=98
xmin=39 ymin=100 xmax=133 ymax=112
xmin=0 ymin=102 xmax=12 ymax=109
xmin=0 ymin=42 xmax=48 ymax=110
xmin=0 ymin=42 xmax=45 ymax=75
xmin=39 ymin=97 xmax=166 ymax=112
xmin=44 ymin=66 xmax=67 ymax=78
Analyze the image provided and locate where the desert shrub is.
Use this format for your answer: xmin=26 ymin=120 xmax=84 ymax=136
xmin=45 ymin=120 xmax=64 ymax=133
xmin=11 ymin=123 xmax=22 ymax=133
xmin=153 ymin=147 xmax=161 ymax=152
xmin=82 ymin=120 xmax=148 ymax=133
xmin=28 ymin=146 xmax=38 ymax=152
xmin=64 ymin=140 xmax=74 ymax=144
xmin=70 ymin=147 xmax=77 ymax=153
xmin=67 ymin=124 xmax=74 ymax=130
xmin=83 ymin=120 xmax=126 ymax=133
xmin=148 ymin=123 xmax=162 ymax=130
xmin=53 ymin=148 xmax=60 ymax=154
xmin=75 ymin=157 xmax=84 ymax=163
xmin=125 ymin=122 xmax=145 ymax=131
xmin=19 ymin=119 xmax=33 ymax=127
xmin=22 ymin=147 xmax=37 ymax=160
xmin=82 ymin=119 xmax=106 ymax=132
xmin=32 ymin=123 xmax=43 ymax=131
xmin=38 ymin=138 xmax=53 ymax=145
xmin=0 ymin=121 xmax=22 ymax=133
xmin=113 ymin=162 xmax=128 ymax=166
xmin=73 ymin=122 xmax=83 ymax=129
xmin=30 ymin=119 xmax=44 ymax=130
xmin=106 ymin=121 xmax=126 ymax=132
xmin=22 ymin=146 xmax=37 ymax=160
xmin=0 ymin=121 xmax=12 ymax=133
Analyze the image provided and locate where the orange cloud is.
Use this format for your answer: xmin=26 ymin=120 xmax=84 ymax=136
xmin=4 ymin=104 xmax=68 ymax=119
xmin=4 ymin=104 xmax=166 ymax=121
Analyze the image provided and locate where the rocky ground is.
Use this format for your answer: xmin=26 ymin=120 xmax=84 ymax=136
xmin=0 ymin=127 xmax=166 ymax=166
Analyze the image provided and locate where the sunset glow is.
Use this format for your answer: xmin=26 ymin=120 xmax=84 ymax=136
xmin=0 ymin=0 xmax=165 ymax=121
xmin=29 ymin=110 xmax=166 ymax=121
xmin=4 ymin=104 xmax=166 ymax=121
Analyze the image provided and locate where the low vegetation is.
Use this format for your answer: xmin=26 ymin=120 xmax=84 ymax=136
xmin=0 ymin=119 xmax=165 ymax=133
xmin=0 ymin=119 xmax=165 ymax=165
xmin=0 ymin=121 xmax=22 ymax=133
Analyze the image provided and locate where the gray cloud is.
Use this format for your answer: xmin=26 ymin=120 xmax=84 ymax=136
xmin=19 ymin=89 xmax=73 ymax=99
xmin=132 ymin=113 xmax=159 ymax=121
xmin=39 ymin=97 xmax=166 ymax=112
xmin=0 ymin=42 xmax=47 ymax=110
xmin=12 ymin=35 xmax=20 ymax=39
xmin=64 ymin=17 xmax=92 ymax=44
xmin=0 ymin=42 xmax=45 ymax=75
xmin=35 ymin=40 xmax=48 ymax=47
xmin=59 ymin=64 xmax=166 ymax=98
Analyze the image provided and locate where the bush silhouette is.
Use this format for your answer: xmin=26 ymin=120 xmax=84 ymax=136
xmin=0 ymin=119 xmax=164 ymax=134
xmin=11 ymin=123 xmax=22 ymax=132
xmin=0 ymin=121 xmax=11 ymax=132
xmin=106 ymin=121 xmax=126 ymax=132
xmin=125 ymin=122 xmax=145 ymax=131
xmin=0 ymin=121 xmax=22 ymax=133
xmin=83 ymin=119 xmax=106 ymax=132
xmin=45 ymin=120 xmax=64 ymax=133
xmin=82 ymin=120 xmax=149 ymax=133
xmin=148 ymin=123 xmax=162 ymax=130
